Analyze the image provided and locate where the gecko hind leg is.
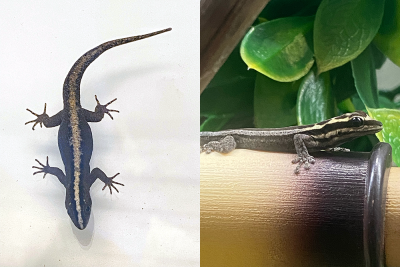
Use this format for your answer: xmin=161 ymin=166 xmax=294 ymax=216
xmin=326 ymin=147 xmax=350 ymax=152
xmin=88 ymin=168 xmax=124 ymax=194
xmin=94 ymin=95 xmax=119 ymax=120
xmin=201 ymin=135 xmax=236 ymax=154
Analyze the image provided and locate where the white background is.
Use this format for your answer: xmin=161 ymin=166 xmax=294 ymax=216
xmin=0 ymin=1 xmax=199 ymax=266
xmin=377 ymin=59 xmax=400 ymax=90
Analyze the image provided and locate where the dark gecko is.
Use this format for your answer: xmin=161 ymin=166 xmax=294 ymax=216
xmin=26 ymin=28 xmax=172 ymax=229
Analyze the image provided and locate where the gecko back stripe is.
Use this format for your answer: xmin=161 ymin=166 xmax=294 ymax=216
xmin=68 ymin=86 xmax=84 ymax=229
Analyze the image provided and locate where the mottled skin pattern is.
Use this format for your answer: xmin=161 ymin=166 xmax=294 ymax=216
xmin=26 ymin=28 xmax=172 ymax=229
xmin=200 ymin=111 xmax=383 ymax=174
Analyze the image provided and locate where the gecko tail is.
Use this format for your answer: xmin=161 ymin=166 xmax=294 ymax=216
xmin=63 ymin=28 xmax=172 ymax=94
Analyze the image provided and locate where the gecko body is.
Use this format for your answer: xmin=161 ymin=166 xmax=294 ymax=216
xmin=26 ymin=28 xmax=171 ymax=229
xmin=200 ymin=111 xmax=383 ymax=173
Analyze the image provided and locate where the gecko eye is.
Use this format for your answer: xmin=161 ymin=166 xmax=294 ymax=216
xmin=350 ymin=117 xmax=364 ymax=127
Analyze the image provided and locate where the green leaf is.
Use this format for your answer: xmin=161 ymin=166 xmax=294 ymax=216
xmin=370 ymin=42 xmax=387 ymax=69
xmin=373 ymin=0 xmax=400 ymax=66
xmin=330 ymin=63 xmax=357 ymax=103
xmin=352 ymin=95 xmax=367 ymax=111
xmin=240 ymin=16 xmax=315 ymax=82
xmin=380 ymin=85 xmax=400 ymax=100
xmin=314 ymin=0 xmax=384 ymax=73
xmin=368 ymin=108 xmax=400 ymax=166
xmin=337 ymin=98 xmax=356 ymax=113
xmin=297 ymin=67 xmax=335 ymax=125
xmin=201 ymin=45 xmax=256 ymax=131
xmin=200 ymin=115 xmax=234 ymax=132
xmin=378 ymin=95 xmax=398 ymax=109
xmin=340 ymin=135 xmax=379 ymax=152
xmin=261 ymin=0 xmax=322 ymax=20
xmin=351 ymin=45 xmax=379 ymax=108
xmin=257 ymin=17 xmax=268 ymax=24
xmin=254 ymin=73 xmax=298 ymax=128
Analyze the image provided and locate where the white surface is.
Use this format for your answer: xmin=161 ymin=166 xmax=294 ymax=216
xmin=0 ymin=1 xmax=199 ymax=266
xmin=377 ymin=58 xmax=400 ymax=90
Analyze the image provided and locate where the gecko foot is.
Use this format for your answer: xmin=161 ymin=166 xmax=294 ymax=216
xmin=292 ymin=155 xmax=315 ymax=174
xmin=32 ymin=156 xmax=51 ymax=178
xmin=200 ymin=135 xmax=236 ymax=154
xmin=101 ymin=173 xmax=124 ymax=194
xmin=25 ymin=103 xmax=50 ymax=130
xmin=95 ymin=95 xmax=119 ymax=120
xmin=326 ymin=147 xmax=350 ymax=152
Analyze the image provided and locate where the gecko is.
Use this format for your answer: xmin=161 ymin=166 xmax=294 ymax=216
xmin=26 ymin=28 xmax=172 ymax=229
xmin=200 ymin=111 xmax=383 ymax=173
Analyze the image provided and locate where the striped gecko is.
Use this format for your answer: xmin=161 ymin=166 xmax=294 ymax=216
xmin=26 ymin=28 xmax=171 ymax=229
xmin=201 ymin=111 xmax=383 ymax=173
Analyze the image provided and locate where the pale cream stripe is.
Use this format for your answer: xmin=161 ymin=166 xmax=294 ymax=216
xmin=68 ymin=88 xmax=84 ymax=229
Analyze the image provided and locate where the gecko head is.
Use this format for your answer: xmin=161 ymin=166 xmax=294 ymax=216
xmin=316 ymin=110 xmax=383 ymax=136
xmin=65 ymin=190 xmax=92 ymax=230
xmin=311 ymin=111 xmax=383 ymax=147
xmin=344 ymin=111 xmax=383 ymax=135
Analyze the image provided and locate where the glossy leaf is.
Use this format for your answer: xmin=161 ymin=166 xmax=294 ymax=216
xmin=340 ymin=135 xmax=378 ymax=152
xmin=330 ymin=63 xmax=357 ymax=103
xmin=371 ymin=43 xmax=387 ymax=70
xmin=374 ymin=0 xmax=400 ymax=66
xmin=254 ymin=73 xmax=298 ymax=128
xmin=201 ymin=45 xmax=256 ymax=131
xmin=297 ymin=67 xmax=334 ymax=125
xmin=378 ymin=96 xmax=398 ymax=109
xmin=352 ymin=95 xmax=367 ymax=111
xmin=368 ymin=108 xmax=400 ymax=166
xmin=201 ymin=115 xmax=234 ymax=132
xmin=314 ymin=0 xmax=384 ymax=73
xmin=380 ymin=85 xmax=400 ymax=101
xmin=240 ymin=16 xmax=315 ymax=82
xmin=337 ymin=98 xmax=356 ymax=113
xmin=351 ymin=45 xmax=379 ymax=108
xmin=261 ymin=0 xmax=322 ymax=20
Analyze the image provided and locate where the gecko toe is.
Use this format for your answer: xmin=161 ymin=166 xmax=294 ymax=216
xmin=292 ymin=155 xmax=315 ymax=174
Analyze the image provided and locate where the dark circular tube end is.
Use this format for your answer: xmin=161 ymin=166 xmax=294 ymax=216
xmin=364 ymin=142 xmax=392 ymax=267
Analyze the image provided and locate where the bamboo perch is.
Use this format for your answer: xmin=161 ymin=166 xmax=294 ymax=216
xmin=200 ymin=148 xmax=400 ymax=267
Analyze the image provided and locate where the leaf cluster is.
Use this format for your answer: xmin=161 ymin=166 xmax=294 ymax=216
xmin=201 ymin=0 xmax=400 ymax=163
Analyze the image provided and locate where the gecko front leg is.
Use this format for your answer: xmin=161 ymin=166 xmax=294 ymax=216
xmin=292 ymin=134 xmax=316 ymax=174
xmin=32 ymin=156 xmax=68 ymax=187
xmin=25 ymin=103 xmax=62 ymax=130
